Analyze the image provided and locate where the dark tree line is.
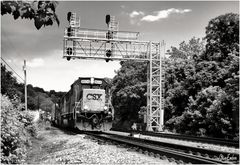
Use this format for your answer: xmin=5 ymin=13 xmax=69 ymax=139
xmin=1 ymin=64 xmax=65 ymax=112
xmin=111 ymin=13 xmax=239 ymax=139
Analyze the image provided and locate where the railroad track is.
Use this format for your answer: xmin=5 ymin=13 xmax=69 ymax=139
xmin=84 ymin=131 xmax=239 ymax=164
xmin=111 ymin=128 xmax=239 ymax=148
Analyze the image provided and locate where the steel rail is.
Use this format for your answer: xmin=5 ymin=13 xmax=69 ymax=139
xmin=85 ymin=131 xmax=237 ymax=164
xmin=111 ymin=128 xmax=239 ymax=148
xmin=104 ymin=131 xmax=239 ymax=162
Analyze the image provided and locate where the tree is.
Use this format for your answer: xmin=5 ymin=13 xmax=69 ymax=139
xmin=110 ymin=13 xmax=239 ymax=138
xmin=40 ymin=97 xmax=54 ymax=113
xmin=1 ymin=1 xmax=60 ymax=30
xmin=177 ymin=87 xmax=236 ymax=138
xmin=168 ymin=37 xmax=205 ymax=59
xmin=204 ymin=13 xmax=239 ymax=62
xmin=204 ymin=13 xmax=239 ymax=135
xmin=112 ymin=61 xmax=147 ymax=130
xmin=165 ymin=13 xmax=239 ymax=138
xmin=1 ymin=64 xmax=24 ymax=100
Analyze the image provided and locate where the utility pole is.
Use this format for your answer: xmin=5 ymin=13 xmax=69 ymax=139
xmin=23 ymin=60 xmax=27 ymax=111
xmin=38 ymin=96 xmax=40 ymax=111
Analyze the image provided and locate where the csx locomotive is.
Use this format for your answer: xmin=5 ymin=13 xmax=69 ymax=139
xmin=51 ymin=77 xmax=114 ymax=131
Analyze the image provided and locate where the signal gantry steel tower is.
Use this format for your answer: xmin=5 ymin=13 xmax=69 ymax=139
xmin=63 ymin=13 xmax=165 ymax=131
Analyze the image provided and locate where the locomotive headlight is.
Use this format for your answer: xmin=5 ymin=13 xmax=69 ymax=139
xmin=104 ymin=106 xmax=108 ymax=114
xmin=84 ymin=105 xmax=89 ymax=110
xmin=108 ymin=111 xmax=112 ymax=115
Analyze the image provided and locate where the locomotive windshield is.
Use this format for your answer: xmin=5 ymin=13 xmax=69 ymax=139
xmin=81 ymin=84 xmax=101 ymax=89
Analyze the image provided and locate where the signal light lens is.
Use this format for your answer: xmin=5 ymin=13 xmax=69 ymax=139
xmin=106 ymin=14 xmax=110 ymax=25
xmin=66 ymin=47 xmax=73 ymax=55
xmin=67 ymin=12 xmax=72 ymax=22
xmin=105 ymin=50 xmax=112 ymax=62
xmin=67 ymin=27 xmax=72 ymax=37
xmin=106 ymin=50 xmax=111 ymax=57
xmin=106 ymin=31 xmax=113 ymax=39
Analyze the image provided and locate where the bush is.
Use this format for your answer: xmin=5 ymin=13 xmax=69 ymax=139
xmin=18 ymin=110 xmax=38 ymax=137
xmin=166 ymin=86 xmax=238 ymax=138
xmin=1 ymin=95 xmax=37 ymax=164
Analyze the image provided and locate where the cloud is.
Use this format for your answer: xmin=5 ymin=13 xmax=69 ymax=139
xmin=129 ymin=11 xmax=144 ymax=18
xmin=141 ymin=8 xmax=192 ymax=22
xmin=120 ymin=5 xmax=125 ymax=9
xmin=27 ymin=58 xmax=44 ymax=68
xmin=129 ymin=10 xmax=145 ymax=25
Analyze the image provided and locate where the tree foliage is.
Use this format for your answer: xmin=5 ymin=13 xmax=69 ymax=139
xmin=1 ymin=64 xmax=24 ymax=100
xmin=1 ymin=63 xmax=65 ymax=164
xmin=204 ymin=13 xmax=239 ymax=62
xmin=1 ymin=95 xmax=37 ymax=164
xmin=1 ymin=0 xmax=60 ymax=30
xmin=167 ymin=87 xmax=237 ymax=138
xmin=112 ymin=61 xmax=147 ymax=129
xmin=111 ymin=13 xmax=239 ymax=139
xmin=1 ymin=64 xmax=65 ymax=163
xmin=168 ymin=37 xmax=205 ymax=59
xmin=164 ymin=13 xmax=239 ymax=138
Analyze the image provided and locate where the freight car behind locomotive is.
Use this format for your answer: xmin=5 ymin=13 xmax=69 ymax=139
xmin=51 ymin=77 xmax=114 ymax=131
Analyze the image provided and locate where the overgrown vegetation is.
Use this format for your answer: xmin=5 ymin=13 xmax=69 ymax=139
xmin=1 ymin=95 xmax=37 ymax=164
xmin=112 ymin=13 xmax=239 ymax=139
xmin=1 ymin=1 xmax=61 ymax=163
xmin=1 ymin=64 xmax=65 ymax=163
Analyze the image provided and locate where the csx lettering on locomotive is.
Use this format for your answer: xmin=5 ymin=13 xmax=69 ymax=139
xmin=87 ymin=93 xmax=102 ymax=101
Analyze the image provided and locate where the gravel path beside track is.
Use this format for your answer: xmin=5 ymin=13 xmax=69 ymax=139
xmin=25 ymin=127 xmax=172 ymax=164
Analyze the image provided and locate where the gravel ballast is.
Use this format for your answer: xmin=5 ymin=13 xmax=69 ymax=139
xmin=109 ymin=131 xmax=239 ymax=154
xmin=26 ymin=127 xmax=172 ymax=164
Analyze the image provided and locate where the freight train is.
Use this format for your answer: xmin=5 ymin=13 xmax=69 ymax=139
xmin=51 ymin=77 xmax=114 ymax=131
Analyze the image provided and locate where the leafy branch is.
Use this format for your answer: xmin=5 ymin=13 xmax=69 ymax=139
xmin=1 ymin=0 xmax=60 ymax=30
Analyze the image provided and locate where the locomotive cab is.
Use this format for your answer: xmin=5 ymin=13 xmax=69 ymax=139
xmin=58 ymin=77 xmax=114 ymax=131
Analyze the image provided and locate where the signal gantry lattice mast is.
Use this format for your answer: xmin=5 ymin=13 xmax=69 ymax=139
xmin=63 ymin=13 xmax=165 ymax=131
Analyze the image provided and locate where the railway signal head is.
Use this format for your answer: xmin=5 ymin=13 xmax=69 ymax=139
xmin=66 ymin=47 xmax=73 ymax=61
xmin=106 ymin=31 xmax=114 ymax=39
xmin=106 ymin=14 xmax=110 ymax=25
xmin=105 ymin=49 xmax=112 ymax=62
xmin=67 ymin=12 xmax=72 ymax=22
xmin=67 ymin=27 xmax=72 ymax=37
xmin=106 ymin=49 xmax=112 ymax=57
xmin=67 ymin=47 xmax=73 ymax=55
xmin=67 ymin=57 xmax=71 ymax=61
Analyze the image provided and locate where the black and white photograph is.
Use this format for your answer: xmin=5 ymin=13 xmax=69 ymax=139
xmin=1 ymin=0 xmax=239 ymax=164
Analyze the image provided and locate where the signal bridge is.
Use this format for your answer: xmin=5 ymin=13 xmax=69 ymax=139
xmin=63 ymin=12 xmax=165 ymax=132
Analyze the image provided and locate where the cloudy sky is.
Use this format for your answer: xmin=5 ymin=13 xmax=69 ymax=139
xmin=1 ymin=1 xmax=239 ymax=92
